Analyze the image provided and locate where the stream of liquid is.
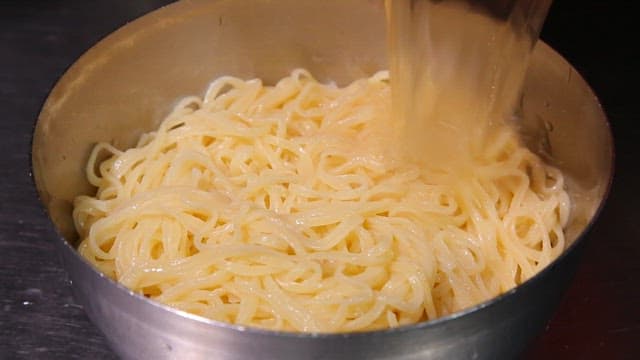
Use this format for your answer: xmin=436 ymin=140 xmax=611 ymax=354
xmin=386 ymin=0 xmax=551 ymax=171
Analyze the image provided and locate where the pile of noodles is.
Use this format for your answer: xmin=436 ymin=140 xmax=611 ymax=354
xmin=73 ymin=70 xmax=569 ymax=332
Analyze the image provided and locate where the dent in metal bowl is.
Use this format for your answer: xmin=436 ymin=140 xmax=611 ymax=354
xmin=31 ymin=0 xmax=613 ymax=359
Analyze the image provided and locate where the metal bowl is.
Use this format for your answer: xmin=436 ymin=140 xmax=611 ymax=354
xmin=31 ymin=0 xmax=613 ymax=359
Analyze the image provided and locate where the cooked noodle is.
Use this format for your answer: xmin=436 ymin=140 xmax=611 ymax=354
xmin=73 ymin=69 xmax=569 ymax=332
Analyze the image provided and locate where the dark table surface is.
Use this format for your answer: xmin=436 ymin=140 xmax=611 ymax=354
xmin=1 ymin=1 xmax=638 ymax=359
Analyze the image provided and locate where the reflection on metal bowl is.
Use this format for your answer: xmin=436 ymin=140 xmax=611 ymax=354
xmin=31 ymin=0 xmax=613 ymax=359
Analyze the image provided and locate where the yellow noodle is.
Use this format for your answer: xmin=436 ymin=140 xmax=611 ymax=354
xmin=73 ymin=69 xmax=569 ymax=332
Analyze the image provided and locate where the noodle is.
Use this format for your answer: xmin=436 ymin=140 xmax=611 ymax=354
xmin=73 ymin=69 xmax=569 ymax=332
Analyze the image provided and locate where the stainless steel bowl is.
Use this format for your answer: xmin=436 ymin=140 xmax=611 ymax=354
xmin=31 ymin=0 xmax=613 ymax=359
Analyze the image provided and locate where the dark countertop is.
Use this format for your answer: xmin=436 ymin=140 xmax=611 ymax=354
xmin=1 ymin=1 xmax=638 ymax=359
